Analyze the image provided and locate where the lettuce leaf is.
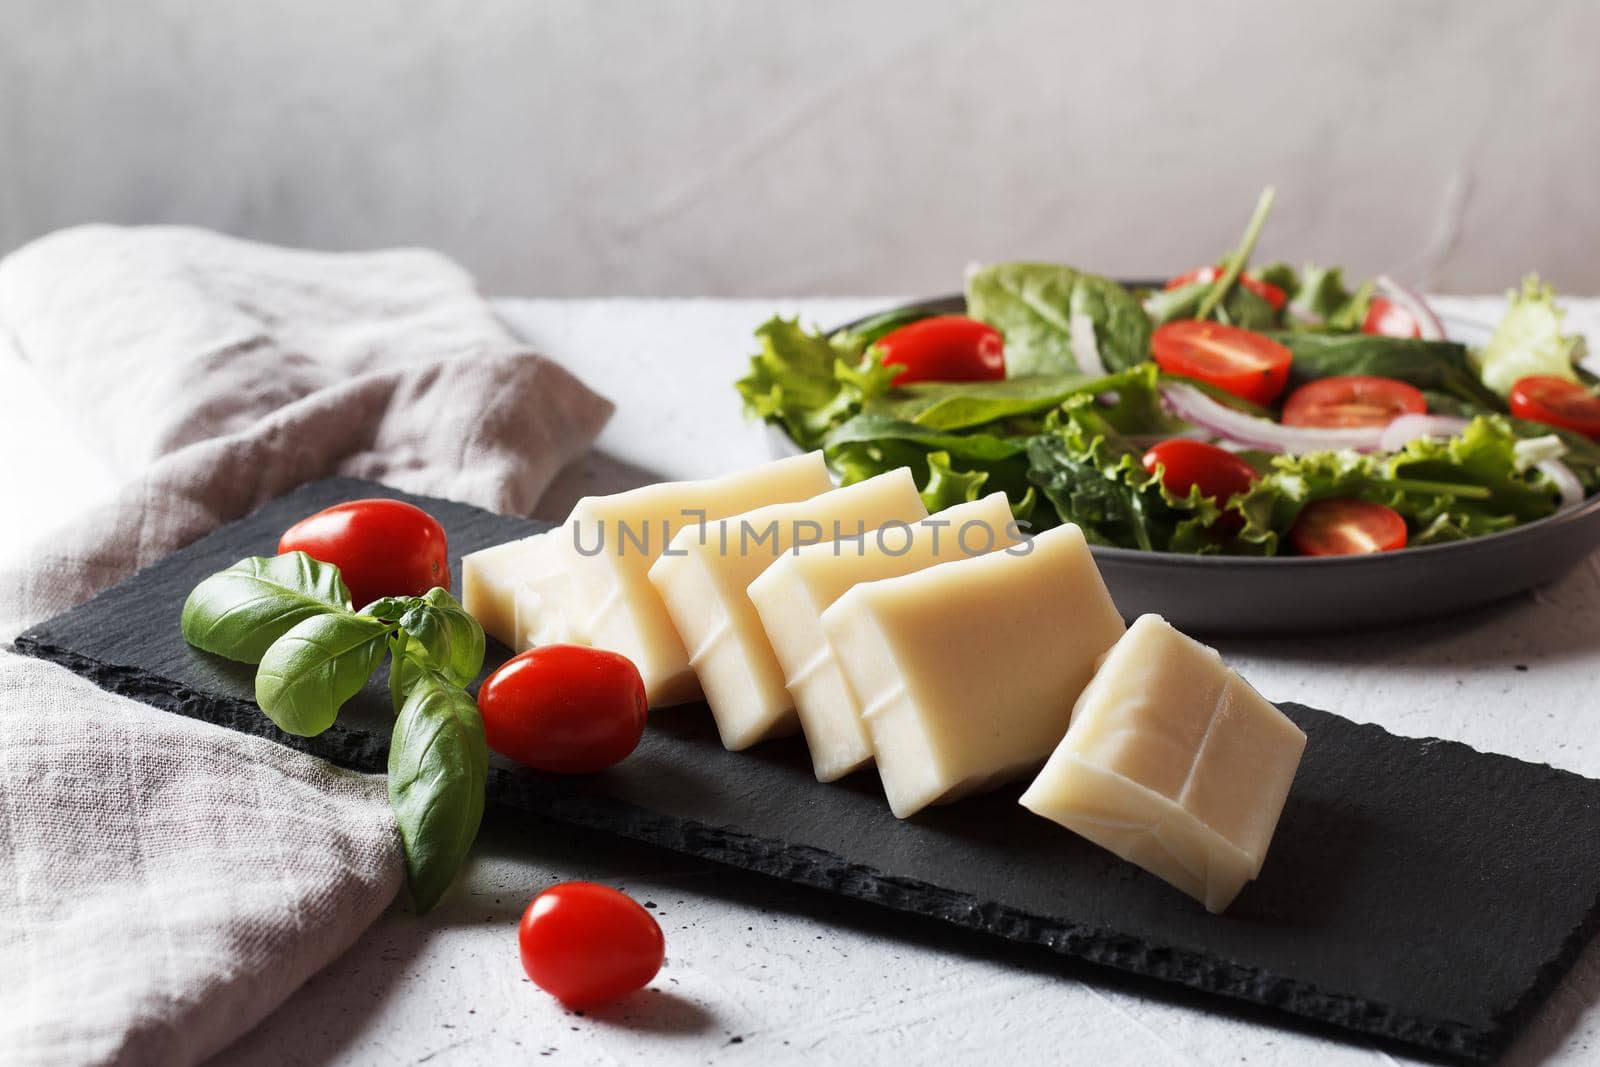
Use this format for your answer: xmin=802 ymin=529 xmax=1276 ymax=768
xmin=735 ymin=317 xmax=900 ymax=450
xmin=965 ymin=262 xmax=1152 ymax=375
xmin=1473 ymin=275 xmax=1588 ymax=397
xmin=1231 ymin=417 xmax=1561 ymax=553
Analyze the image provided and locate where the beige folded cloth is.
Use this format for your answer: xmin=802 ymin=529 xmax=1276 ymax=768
xmin=0 ymin=226 xmax=613 ymax=1065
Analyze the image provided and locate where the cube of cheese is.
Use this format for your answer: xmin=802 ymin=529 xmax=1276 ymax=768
xmin=648 ymin=468 xmax=927 ymax=751
xmin=748 ymin=493 xmax=1021 ymax=782
xmin=462 ymin=451 xmax=833 ymax=705
xmin=1019 ymin=614 xmax=1307 ymax=913
xmin=821 ymin=523 xmax=1125 ymax=818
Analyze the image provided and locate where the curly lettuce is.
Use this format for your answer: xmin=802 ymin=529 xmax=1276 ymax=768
xmin=735 ymin=317 xmax=898 ymax=450
xmin=1473 ymin=275 xmax=1589 ymax=397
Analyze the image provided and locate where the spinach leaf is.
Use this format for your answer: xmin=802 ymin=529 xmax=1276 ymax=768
xmin=254 ymin=613 xmax=390 ymax=736
xmin=181 ymin=552 xmax=353 ymax=664
xmin=1270 ymin=332 xmax=1504 ymax=411
xmin=389 ymin=663 xmax=489 ymax=912
xmin=825 ymin=413 xmax=1029 ymax=463
xmin=965 ymin=262 xmax=1151 ymax=375
xmin=837 ymin=306 xmax=936 ymax=347
xmin=735 ymin=317 xmax=897 ymax=450
xmin=866 ymin=373 xmax=1109 ymax=429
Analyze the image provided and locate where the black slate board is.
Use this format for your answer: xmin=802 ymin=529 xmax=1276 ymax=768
xmin=15 ymin=477 xmax=1600 ymax=1062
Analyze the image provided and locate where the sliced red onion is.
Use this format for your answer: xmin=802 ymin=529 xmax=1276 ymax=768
xmin=1537 ymin=459 xmax=1584 ymax=509
xmin=1159 ymin=382 xmax=1386 ymax=453
xmin=1069 ymin=312 xmax=1107 ymax=376
xmin=1378 ymin=414 xmax=1469 ymax=453
xmin=1375 ymin=275 xmax=1446 ymax=341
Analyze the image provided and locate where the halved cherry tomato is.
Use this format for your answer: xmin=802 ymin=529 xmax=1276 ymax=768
xmin=278 ymin=499 xmax=449 ymax=609
xmin=876 ymin=315 xmax=1005 ymax=385
xmin=1165 ymin=264 xmax=1287 ymax=311
xmin=1289 ymin=499 xmax=1408 ymax=556
xmin=478 ymin=645 xmax=647 ymax=774
xmin=1141 ymin=439 xmax=1259 ymax=503
xmin=519 ymin=882 xmax=665 ymax=1007
xmin=1509 ymin=376 xmax=1600 ymax=439
xmin=1281 ymin=375 xmax=1427 ymax=429
xmin=1362 ymin=296 xmax=1422 ymax=339
xmin=1150 ymin=321 xmax=1292 ymax=406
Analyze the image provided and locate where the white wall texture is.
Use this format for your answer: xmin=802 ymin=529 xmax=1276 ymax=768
xmin=3 ymin=0 xmax=1596 ymax=296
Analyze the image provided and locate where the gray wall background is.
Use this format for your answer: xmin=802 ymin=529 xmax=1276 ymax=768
xmin=4 ymin=0 xmax=1596 ymax=296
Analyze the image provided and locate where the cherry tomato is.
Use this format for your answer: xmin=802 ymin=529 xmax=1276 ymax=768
xmin=1150 ymin=321 xmax=1293 ymax=406
xmin=1165 ymin=264 xmax=1287 ymax=311
xmin=1508 ymin=376 xmax=1600 ymax=439
xmin=519 ymin=882 xmax=665 ymax=1007
xmin=1362 ymin=296 xmax=1422 ymax=339
xmin=278 ymin=499 xmax=449 ymax=609
xmin=1289 ymin=499 xmax=1408 ymax=556
xmin=1281 ymin=376 xmax=1427 ymax=429
xmin=478 ymin=645 xmax=647 ymax=774
xmin=876 ymin=315 xmax=1005 ymax=385
xmin=1141 ymin=439 xmax=1259 ymax=503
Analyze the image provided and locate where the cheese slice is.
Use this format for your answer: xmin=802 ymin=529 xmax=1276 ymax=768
xmin=461 ymin=536 xmax=540 ymax=648
xmin=649 ymin=468 xmax=927 ymax=751
xmin=748 ymin=493 xmax=1020 ymax=782
xmin=821 ymin=523 xmax=1125 ymax=818
xmin=1019 ymin=614 xmax=1307 ymax=913
xmin=560 ymin=451 xmax=833 ymax=706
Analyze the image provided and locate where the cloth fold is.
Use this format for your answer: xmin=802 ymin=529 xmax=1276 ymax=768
xmin=0 ymin=226 xmax=613 ymax=1065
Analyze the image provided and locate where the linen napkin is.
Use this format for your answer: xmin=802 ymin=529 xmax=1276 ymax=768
xmin=0 ymin=226 xmax=613 ymax=1065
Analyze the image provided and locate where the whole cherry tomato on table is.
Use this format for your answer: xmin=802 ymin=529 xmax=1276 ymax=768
xmin=477 ymin=645 xmax=648 ymax=774
xmin=519 ymin=882 xmax=665 ymax=1007
xmin=1289 ymin=499 xmax=1408 ymax=556
xmin=1281 ymin=376 xmax=1427 ymax=429
xmin=1509 ymin=376 xmax=1600 ymax=439
xmin=1362 ymin=296 xmax=1423 ymax=339
xmin=278 ymin=498 xmax=449 ymax=609
xmin=875 ymin=315 xmax=1005 ymax=385
xmin=1150 ymin=321 xmax=1293 ymax=406
xmin=1165 ymin=264 xmax=1288 ymax=311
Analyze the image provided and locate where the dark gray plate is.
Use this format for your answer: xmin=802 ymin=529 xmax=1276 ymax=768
xmin=766 ymin=293 xmax=1600 ymax=634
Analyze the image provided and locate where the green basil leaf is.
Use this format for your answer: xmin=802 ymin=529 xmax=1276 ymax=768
xmin=389 ymin=665 xmax=488 ymax=911
xmin=181 ymin=552 xmax=354 ymax=664
xmin=255 ymin=613 xmax=390 ymax=736
xmin=396 ymin=588 xmax=487 ymax=688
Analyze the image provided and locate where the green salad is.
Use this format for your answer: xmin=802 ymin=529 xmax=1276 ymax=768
xmin=736 ymin=189 xmax=1599 ymax=556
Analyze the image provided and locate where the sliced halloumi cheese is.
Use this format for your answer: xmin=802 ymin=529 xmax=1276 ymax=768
xmin=1019 ymin=614 xmax=1306 ymax=913
xmin=748 ymin=493 xmax=1021 ymax=782
xmin=648 ymin=468 xmax=927 ymax=751
xmin=821 ymin=523 xmax=1125 ymax=818
xmin=558 ymin=451 xmax=833 ymax=706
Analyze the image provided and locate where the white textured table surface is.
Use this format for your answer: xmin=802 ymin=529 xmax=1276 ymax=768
xmin=4 ymin=297 xmax=1599 ymax=1066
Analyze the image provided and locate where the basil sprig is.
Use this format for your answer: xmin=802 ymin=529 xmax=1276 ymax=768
xmin=181 ymin=551 xmax=489 ymax=911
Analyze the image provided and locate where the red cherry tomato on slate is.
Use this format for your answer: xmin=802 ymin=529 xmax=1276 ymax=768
xmin=278 ymin=499 xmax=449 ymax=609
xmin=519 ymin=882 xmax=665 ymax=1007
xmin=1150 ymin=321 xmax=1293 ymax=406
xmin=1141 ymin=439 xmax=1260 ymax=503
xmin=876 ymin=315 xmax=1005 ymax=385
xmin=1289 ymin=499 xmax=1408 ymax=556
xmin=1281 ymin=375 xmax=1427 ymax=429
xmin=478 ymin=645 xmax=647 ymax=774
xmin=1362 ymin=296 xmax=1422 ymax=339
xmin=1165 ymin=264 xmax=1288 ymax=311
xmin=1509 ymin=376 xmax=1600 ymax=439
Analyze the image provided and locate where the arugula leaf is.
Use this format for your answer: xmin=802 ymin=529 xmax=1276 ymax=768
xmin=388 ymin=662 xmax=489 ymax=912
xmin=965 ymin=262 xmax=1151 ymax=374
xmin=181 ymin=552 xmax=353 ymax=664
xmin=1144 ymin=279 xmax=1278 ymax=330
xmin=255 ymin=613 xmax=391 ymax=736
xmin=1473 ymin=275 xmax=1588 ymax=397
xmin=735 ymin=317 xmax=897 ymax=449
xmin=1271 ymin=332 xmax=1503 ymax=411
xmin=1194 ymin=186 xmax=1276 ymax=322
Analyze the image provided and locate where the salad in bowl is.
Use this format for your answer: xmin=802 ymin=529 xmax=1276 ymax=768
xmin=736 ymin=189 xmax=1598 ymax=560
